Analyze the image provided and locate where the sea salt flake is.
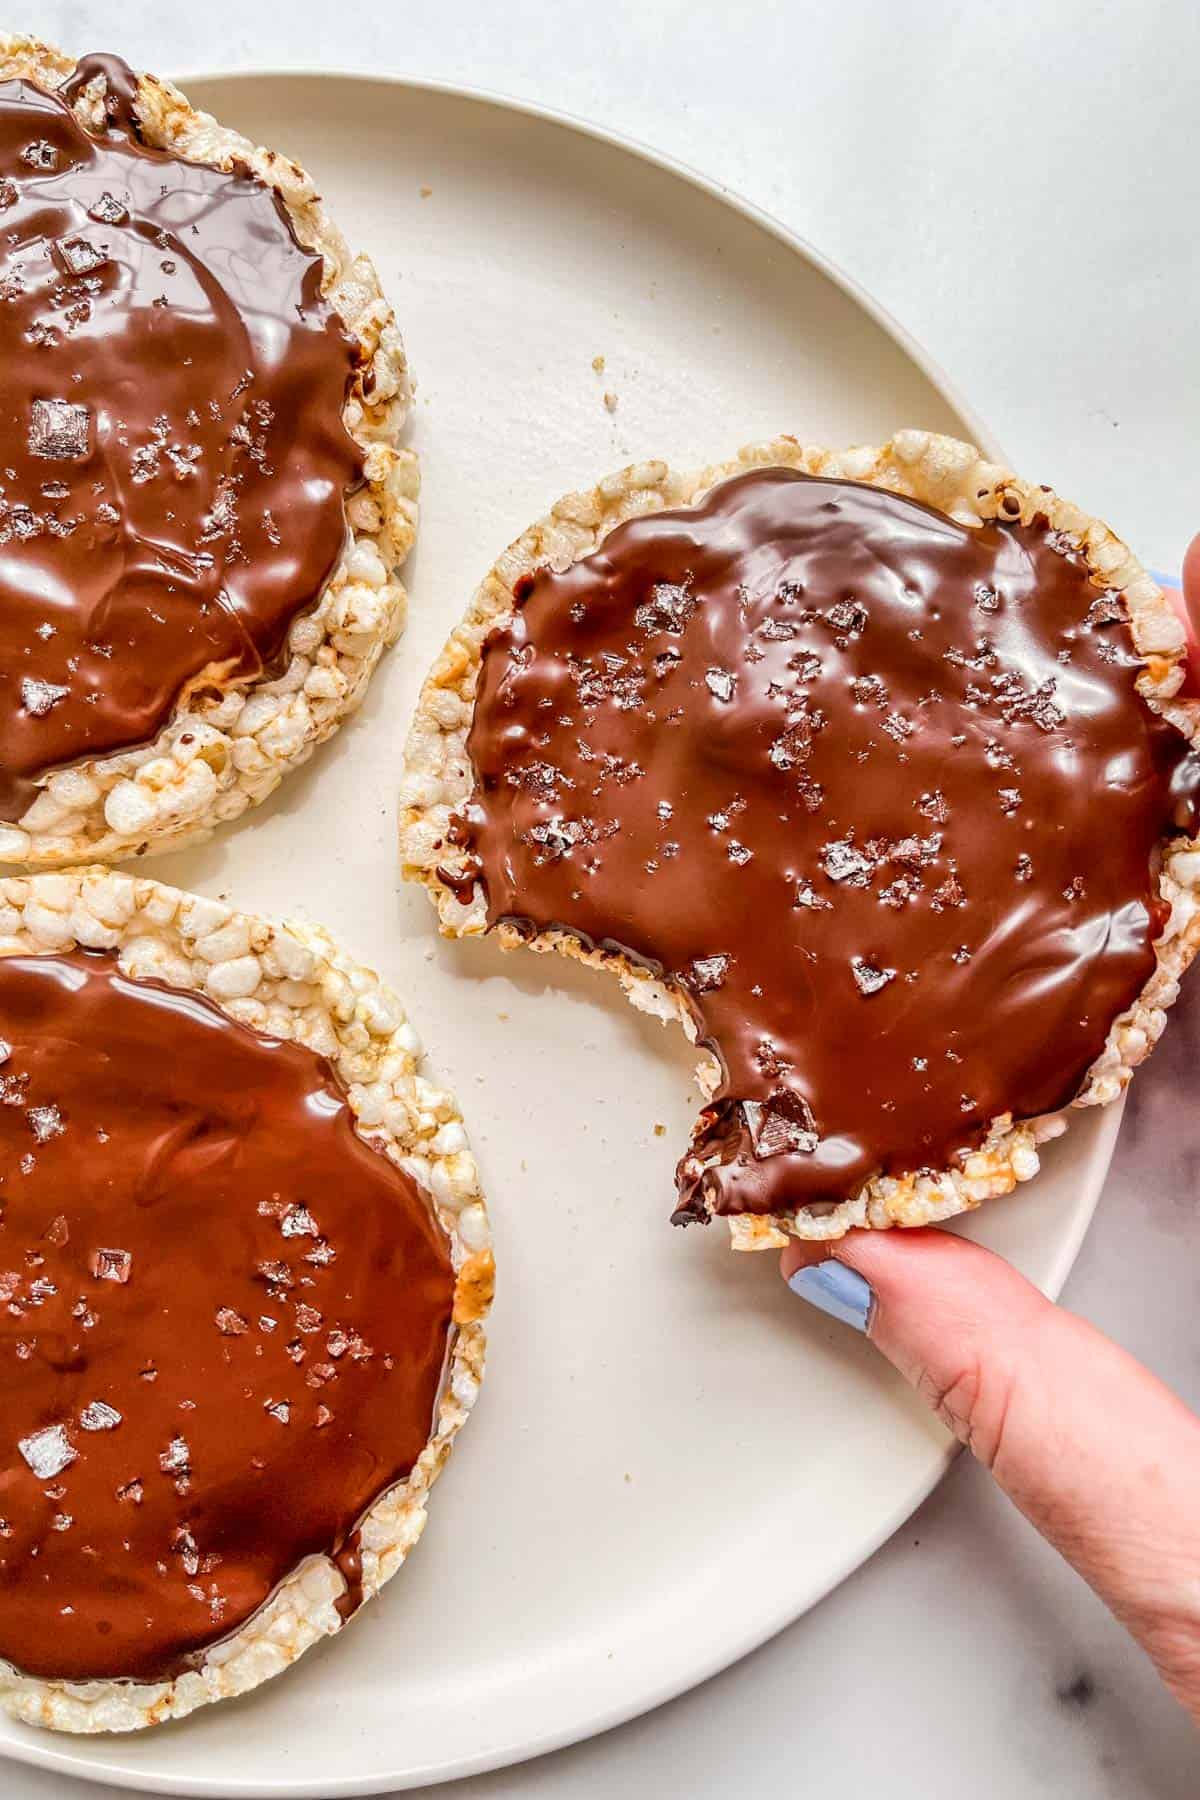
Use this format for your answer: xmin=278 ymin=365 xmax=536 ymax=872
xmin=1014 ymin=854 xmax=1034 ymax=881
xmin=527 ymin=817 xmax=584 ymax=863
xmin=280 ymin=1204 xmax=317 ymax=1239
xmin=823 ymin=840 xmax=872 ymax=886
xmin=29 ymin=397 xmax=91 ymax=462
xmin=171 ymin=1527 xmax=200 ymax=1574
xmin=88 ymin=191 xmax=128 ymax=225
xmin=26 ymin=1104 xmax=64 ymax=1143
xmin=159 ymin=1436 xmax=190 ymax=1474
xmin=44 ymin=1214 xmax=69 ymax=1247
xmin=851 ymin=673 xmax=888 ymax=706
xmin=314 ymin=1405 xmax=334 ymax=1429
xmin=117 ymin=1479 xmax=143 ymax=1505
xmin=727 ymin=841 xmax=753 ymax=867
xmin=635 ymin=580 xmax=696 ymax=634
xmin=743 ymin=1091 xmax=820 ymax=1159
xmin=974 ymin=584 xmax=1001 ymax=612
xmin=80 ymin=1400 xmax=121 ymax=1432
xmin=129 ymin=444 xmax=160 ymax=485
xmin=89 ymin=1247 xmax=131 ymax=1283
xmin=827 ymin=600 xmax=867 ymax=635
xmin=793 ymin=881 xmax=830 ymax=910
xmin=882 ymin=711 xmax=913 ymax=743
xmin=215 ymin=1307 xmax=248 ymax=1336
xmin=1086 ymin=591 xmax=1123 ymax=627
xmin=255 ymin=1258 xmax=294 ymax=1290
xmin=294 ymin=1303 xmax=323 ymax=1334
xmin=754 ymin=1040 xmax=791 ymax=1079
xmin=932 ymin=874 xmax=966 ymax=911
xmin=21 ymin=140 xmax=58 ymax=170
xmin=879 ymin=878 xmax=914 ymax=909
xmin=852 ymin=958 xmax=895 ymax=996
xmin=20 ymin=676 xmax=69 ymax=717
xmin=684 ymin=954 xmax=730 ymax=994
xmin=264 ymin=1399 xmax=290 ymax=1424
xmin=704 ymin=667 xmax=736 ymax=703
xmin=18 ymin=1423 xmax=75 ymax=1479
xmin=55 ymin=237 xmax=108 ymax=276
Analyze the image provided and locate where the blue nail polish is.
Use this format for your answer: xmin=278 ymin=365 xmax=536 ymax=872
xmin=787 ymin=1261 xmax=874 ymax=1333
xmin=1148 ymin=568 xmax=1181 ymax=590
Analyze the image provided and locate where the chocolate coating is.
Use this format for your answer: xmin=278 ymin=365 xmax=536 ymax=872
xmin=0 ymin=62 xmax=362 ymax=823
xmin=0 ymin=950 xmax=453 ymax=1682
xmin=459 ymin=470 xmax=1192 ymax=1221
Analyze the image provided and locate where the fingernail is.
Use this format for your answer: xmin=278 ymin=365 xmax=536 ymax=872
xmin=787 ymin=1260 xmax=874 ymax=1333
xmin=1149 ymin=568 xmax=1181 ymax=590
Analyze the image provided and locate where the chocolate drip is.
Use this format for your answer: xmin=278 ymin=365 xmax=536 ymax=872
xmin=0 ymin=950 xmax=453 ymax=1682
xmin=59 ymin=52 xmax=142 ymax=137
xmin=332 ymin=1532 xmax=364 ymax=1623
xmin=458 ymin=470 xmax=1193 ymax=1221
xmin=0 ymin=71 xmax=362 ymax=823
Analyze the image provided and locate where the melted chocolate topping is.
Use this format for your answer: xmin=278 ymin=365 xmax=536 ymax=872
xmin=58 ymin=53 xmax=142 ymax=137
xmin=0 ymin=61 xmax=362 ymax=823
xmin=0 ymin=950 xmax=453 ymax=1682
xmin=459 ymin=470 xmax=1193 ymax=1221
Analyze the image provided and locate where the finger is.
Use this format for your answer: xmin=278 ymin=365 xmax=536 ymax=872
xmin=1153 ymin=538 xmax=1200 ymax=697
xmin=1184 ymin=533 xmax=1200 ymax=612
xmin=782 ymin=1229 xmax=1200 ymax=1717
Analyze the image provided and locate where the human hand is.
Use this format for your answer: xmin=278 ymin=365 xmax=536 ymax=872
xmin=781 ymin=535 xmax=1200 ymax=1725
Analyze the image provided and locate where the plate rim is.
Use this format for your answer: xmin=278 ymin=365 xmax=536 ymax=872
xmin=0 ymin=66 xmax=1112 ymax=1798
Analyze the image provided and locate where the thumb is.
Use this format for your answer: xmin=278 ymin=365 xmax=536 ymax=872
xmin=1158 ymin=533 xmax=1200 ymax=697
xmin=782 ymin=1229 xmax=1200 ymax=1718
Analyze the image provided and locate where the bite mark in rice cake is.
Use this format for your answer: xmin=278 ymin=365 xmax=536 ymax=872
xmin=0 ymin=40 xmax=416 ymax=865
xmin=0 ymin=871 xmax=490 ymax=1732
xmin=402 ymin=436 xmax=1200 ymax=1242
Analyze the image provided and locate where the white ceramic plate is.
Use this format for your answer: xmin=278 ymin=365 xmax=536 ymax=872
xmin=0 ymin=72 xmax=1121 ymax=1798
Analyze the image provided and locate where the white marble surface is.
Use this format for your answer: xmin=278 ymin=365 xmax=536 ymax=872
xmin=8 ymin=2 xmax=1200 ymax=1794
